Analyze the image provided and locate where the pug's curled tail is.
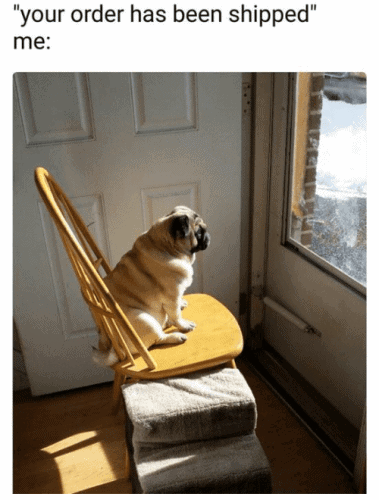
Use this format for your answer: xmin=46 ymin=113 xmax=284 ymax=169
xmin=91 ymin=346 xmax=119 ymax=367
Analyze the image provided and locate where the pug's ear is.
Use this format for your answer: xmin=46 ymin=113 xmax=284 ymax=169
xmin=169 ymin=215 xmax=190 ymax=239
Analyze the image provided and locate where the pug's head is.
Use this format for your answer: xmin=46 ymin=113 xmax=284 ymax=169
xmin=166 ymin=206 xmax=210 ymax=256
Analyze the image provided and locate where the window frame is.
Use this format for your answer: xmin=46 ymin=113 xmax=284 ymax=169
xmin=282 ymin=73 xmax=366 ymax=298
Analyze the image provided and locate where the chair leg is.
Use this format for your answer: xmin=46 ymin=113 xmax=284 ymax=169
xmin=226 ymin=359 xmax=237 ymax=369
xmin=112 ymin=371 xmax=127 ymax=415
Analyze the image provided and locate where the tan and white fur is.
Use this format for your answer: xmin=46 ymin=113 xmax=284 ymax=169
xmin=92 ymin=206 xmax=210 ymax=366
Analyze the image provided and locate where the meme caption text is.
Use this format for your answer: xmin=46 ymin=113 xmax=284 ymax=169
xmin=13 ymin=3 xmax=318 ymax=50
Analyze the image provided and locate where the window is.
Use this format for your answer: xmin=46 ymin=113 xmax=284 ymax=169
xmin=287 ymin=73 xmax=367 ymax=292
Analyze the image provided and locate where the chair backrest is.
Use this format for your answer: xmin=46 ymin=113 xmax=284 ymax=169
xmin=34 ymin=167 xmax=157 ymax=371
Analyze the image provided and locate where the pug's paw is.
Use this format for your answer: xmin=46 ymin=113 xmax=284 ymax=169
xmin=166 ymin=332 xmax=188 ymax=344
xmin=177 ymin=319 xmax=196 ymax=333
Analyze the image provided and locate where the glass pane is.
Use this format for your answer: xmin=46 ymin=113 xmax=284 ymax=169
xmin=289 ymin=73 xmax=367 ymax=287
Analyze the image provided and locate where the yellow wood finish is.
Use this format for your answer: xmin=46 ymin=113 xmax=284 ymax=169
xmin=292 ymin=72 xmax=311 ymax=219
xmin=34 ymin=167 xmax=243 ymax=411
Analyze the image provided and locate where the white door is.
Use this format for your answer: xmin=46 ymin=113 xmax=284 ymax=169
xmin=263 ymin=73 xmax=366 ymax=430
xmin=13 ymin=72 xmax=243 ymax=395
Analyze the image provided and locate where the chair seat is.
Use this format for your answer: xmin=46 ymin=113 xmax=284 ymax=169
xmin=115 ymin=294 xmax=244 ymax=379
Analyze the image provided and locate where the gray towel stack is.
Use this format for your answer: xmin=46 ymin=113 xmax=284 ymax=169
xmin=122 ymin=367 xmax=272 ymax=493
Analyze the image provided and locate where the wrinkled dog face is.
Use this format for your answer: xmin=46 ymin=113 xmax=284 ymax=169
xmin=168 ymin=206 xmax=210 ymax=255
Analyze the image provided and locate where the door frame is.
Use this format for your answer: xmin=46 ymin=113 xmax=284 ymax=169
xmin=248 ymin=73 xmax=274 ymax=349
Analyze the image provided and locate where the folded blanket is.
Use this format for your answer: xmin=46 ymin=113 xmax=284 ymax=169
xmin=135 ymin=432 xmax=271 ymax=494
xmin=122 ymin=367 xmax=257 ymax=445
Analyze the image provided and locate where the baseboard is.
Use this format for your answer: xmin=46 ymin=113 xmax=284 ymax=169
xmin=242 ymin=343 xmax=359 ymax=475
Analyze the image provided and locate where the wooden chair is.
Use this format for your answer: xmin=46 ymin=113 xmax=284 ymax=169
xmin=35 ymin=167 xmax=244 ymax=413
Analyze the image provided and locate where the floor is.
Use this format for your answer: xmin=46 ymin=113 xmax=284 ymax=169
xmin=237 ymin=360 xmax=357 ymax=494
xmin=13 ymin=359 xmax=357 ymax=494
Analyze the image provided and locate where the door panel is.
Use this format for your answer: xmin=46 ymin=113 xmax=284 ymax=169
xmin=15 ymin=73 xmax=95 ymax=146
xmin=13 ymin=72 xmax=243 ymax=395
xmin=264 ymin=74 xmax=366 ymax=429
xmin=130 ymin=73 xmax=197 ymax=134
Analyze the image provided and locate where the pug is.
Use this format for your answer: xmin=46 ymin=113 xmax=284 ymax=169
xmin=92 ymin=206 xmax=210 ymax=366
